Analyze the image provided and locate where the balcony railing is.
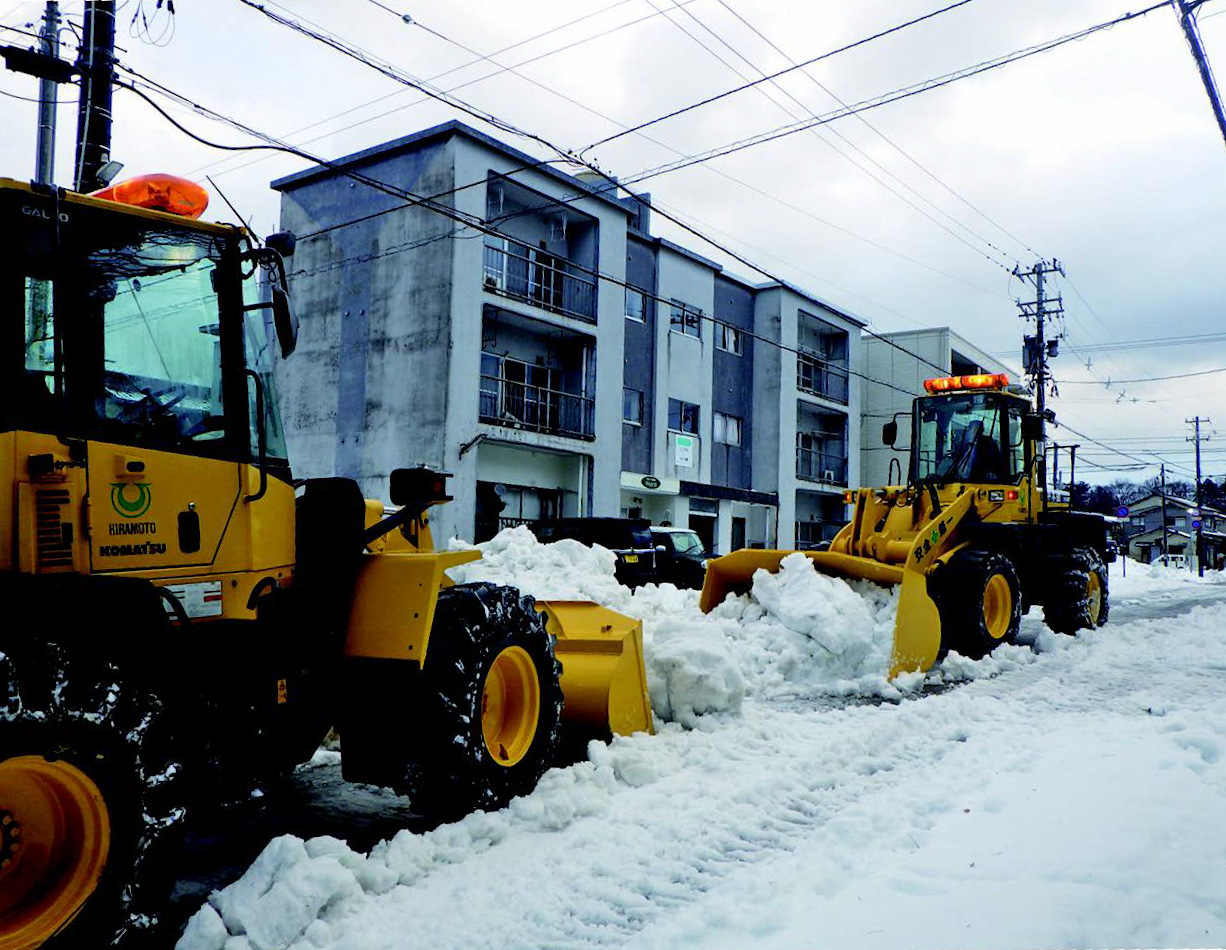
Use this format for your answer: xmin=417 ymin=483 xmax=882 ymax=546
xmin=795 ymin=520 xmax=844 ymax=549
xmin=483 ymin=237 xmax=597 ymax=322
xmin=796 ymin=448 xmax=848 ymax=486
xmin=797 ymin=352 xmax=849 ymax=405
xmin=479 ymin=375 xmax=595 ymax=440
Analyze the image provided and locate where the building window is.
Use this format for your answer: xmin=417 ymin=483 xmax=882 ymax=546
xmin=714 ymin=412 xmax=741 ymax=446
xmin=625 ymin=287 xmax=646 ymax=322
xmin=623 ymin=387 xmax=643 ymax=425
xmin=668 ymin=398 xmax=699 ymax=434
xmin=715 ymin=323 xmax=742 ymax=355
xmin=669 ymin=299 xmax=702 ymax=338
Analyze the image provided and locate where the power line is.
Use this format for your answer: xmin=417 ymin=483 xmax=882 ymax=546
xmin=712 ymin=0 xmax=1039 ymax=261
xmin=646 ymin=0 xmax=1017 ymax=272
xmin=186 ymin=0 xmax=661 ymax=181
xmin=995 ymin=329 xmax=1226 ymax=355
xmin=1060 ymin=365 xmax=1226 ymax=384
xmin=583 ymin=0 xmax=981 ymax=155
xmin=610 ymin=1 xmax=1172 ymax=186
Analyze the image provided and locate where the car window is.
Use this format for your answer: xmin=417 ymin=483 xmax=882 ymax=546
xmin=627 ymin=525 xmax=653 ymax=548
xmin=672 ymin=532 xmax=705 ymax=555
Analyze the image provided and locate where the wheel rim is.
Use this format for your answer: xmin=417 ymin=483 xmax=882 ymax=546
xmin=481 ymin=647 xmax=541 ymax=768
xmin=1087 ymin=571 xmax=1103 ymax=625
xmin=982 ymin=574 xmax=1013 ymax=641
xmin=0 ymin=756 xmax=110 ymax=950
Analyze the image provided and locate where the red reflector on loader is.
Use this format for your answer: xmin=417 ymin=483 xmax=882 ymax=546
xmin=1006 ymin=490 xmax=1019 ymax=501
xmin=91 ymin=173 xmax=210 ymax=219
xmin=923 ymin=373 xmax=1009 ymax=393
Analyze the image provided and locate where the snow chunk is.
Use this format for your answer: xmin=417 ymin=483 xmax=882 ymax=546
xmin=190 ymin=835 xmax=367 ymax=950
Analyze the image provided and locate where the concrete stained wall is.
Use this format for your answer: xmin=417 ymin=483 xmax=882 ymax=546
xmin=654 ymin=246 xmax=715 ymax=485
xmin=712 ymin=274 xmax=754 ymax=490
xmin=621 ymin=233 xmax=657 ymax=475
xmin=273 ymin=139 xmax=456 ymax=506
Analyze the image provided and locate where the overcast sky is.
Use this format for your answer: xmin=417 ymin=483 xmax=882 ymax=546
xmin=3 ymin=0 xmax=1225 ymax=487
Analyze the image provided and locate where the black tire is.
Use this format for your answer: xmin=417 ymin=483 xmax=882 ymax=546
xmin=1042 ymin=546 xmax=1110 ymax=635
xmin=934 ymin=548 xmax=1023 ymax=660
xmin=409 ymin=583 xmax=564 ymax=821
xmin=0 ymin=638 xmax=185 ymax=948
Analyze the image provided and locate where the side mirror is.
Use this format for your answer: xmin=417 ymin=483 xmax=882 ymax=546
xmin=270 ymin=281 xmax=297 ymax=358
xmin=655 ymin=544 xmax=667 ymax=553
xmin=1022 ymin=413 xmax=1044 ymax=442
xmin=882 ymin=420 xmax=898 ymax=447
xmin=264 ymin=230 xmax=297 ymax=258
xmin=244 ymin=246 xmax=298 ymax=358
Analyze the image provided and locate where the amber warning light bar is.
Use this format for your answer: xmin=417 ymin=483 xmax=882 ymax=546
xmin=90 ymin=173 xmax=209 ymax=219
xmin=923 ymin=373 xmax=1010 ymax=393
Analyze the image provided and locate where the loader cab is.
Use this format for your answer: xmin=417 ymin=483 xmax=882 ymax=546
xmin=910 ymin=375 xmax=1030 ymax=487
xmin=1 ymin=177 xmax=289 ymax=472
xmin=1 ymin=176 xmax=297 ymax=578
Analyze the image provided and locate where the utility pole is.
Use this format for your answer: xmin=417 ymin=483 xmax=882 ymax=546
xmin=1161 ymin=463 xmax=1170 ymax=566
xmin=73 ymin=1 xmax=116 ymax=193
xmin=1173 ymin=0 xmax=1226 ymax=154
xmin=35 ymin=2 xmax=60 ymax=184
xmin=1015 ymin=259 xmax=1065 ymax=505
xmin=1188 ymin=416 xmax=1211 ymax=576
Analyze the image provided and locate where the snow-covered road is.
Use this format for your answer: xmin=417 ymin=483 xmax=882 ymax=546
xmin=178 ymin=552 xmax=1226 ymax=950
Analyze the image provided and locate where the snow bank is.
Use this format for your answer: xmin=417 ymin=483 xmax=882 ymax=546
xmin=183 ymin=598 xmax=1226 ymax=950
xmin=1112 ymin=556 xmax=1226 ymax=598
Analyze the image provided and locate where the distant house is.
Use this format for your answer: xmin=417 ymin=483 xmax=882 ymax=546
xmin=1124 ymin=493 xmax=1226 ymax=569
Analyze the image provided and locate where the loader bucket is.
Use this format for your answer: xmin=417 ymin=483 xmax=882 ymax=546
xmin=699 ymin=549 xmax=903 ymax=613
xmin=698 ymin=546 xmax=944 ymax=680
xmin=889 ymin=567 xmax=943 ymax=678
xmin=536 ymin=601 xmax=654 ymax=737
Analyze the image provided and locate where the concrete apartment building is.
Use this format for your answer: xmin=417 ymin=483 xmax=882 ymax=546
xmin=860 ymin=328 xmax=1013 ymax=489
xmin=271 ymin=120 xmax=863 ymax=551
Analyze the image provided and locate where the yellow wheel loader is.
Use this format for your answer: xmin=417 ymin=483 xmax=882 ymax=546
xmin=702 ymin=373 xmax=1113 ymax=677
xmin=0 ymin=176 xmax=652 ymax=949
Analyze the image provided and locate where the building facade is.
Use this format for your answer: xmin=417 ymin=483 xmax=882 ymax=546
xmin=860 ymin=328 xmax=1014 ymax=489
xmin=271 ymin=120 xmax=863 ymax=551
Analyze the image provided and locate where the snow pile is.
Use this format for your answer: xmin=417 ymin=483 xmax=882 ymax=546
xmin=446 ymin=526 xmax=631 ymax=610
xmin=719 ymin=553 xmax=905 ymax=699
xmin=1112 ymin=556 xmax=1226 ymax=598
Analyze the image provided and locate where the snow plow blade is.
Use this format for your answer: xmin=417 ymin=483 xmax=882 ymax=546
xmin=535 ymin=601 xmax=655 ymax=738
xmin=697 ymin=548 xmax=942 ymax=680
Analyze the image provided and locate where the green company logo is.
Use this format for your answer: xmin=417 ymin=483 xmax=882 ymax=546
xmin=111 ymin=482 xmax=153 ymax=519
